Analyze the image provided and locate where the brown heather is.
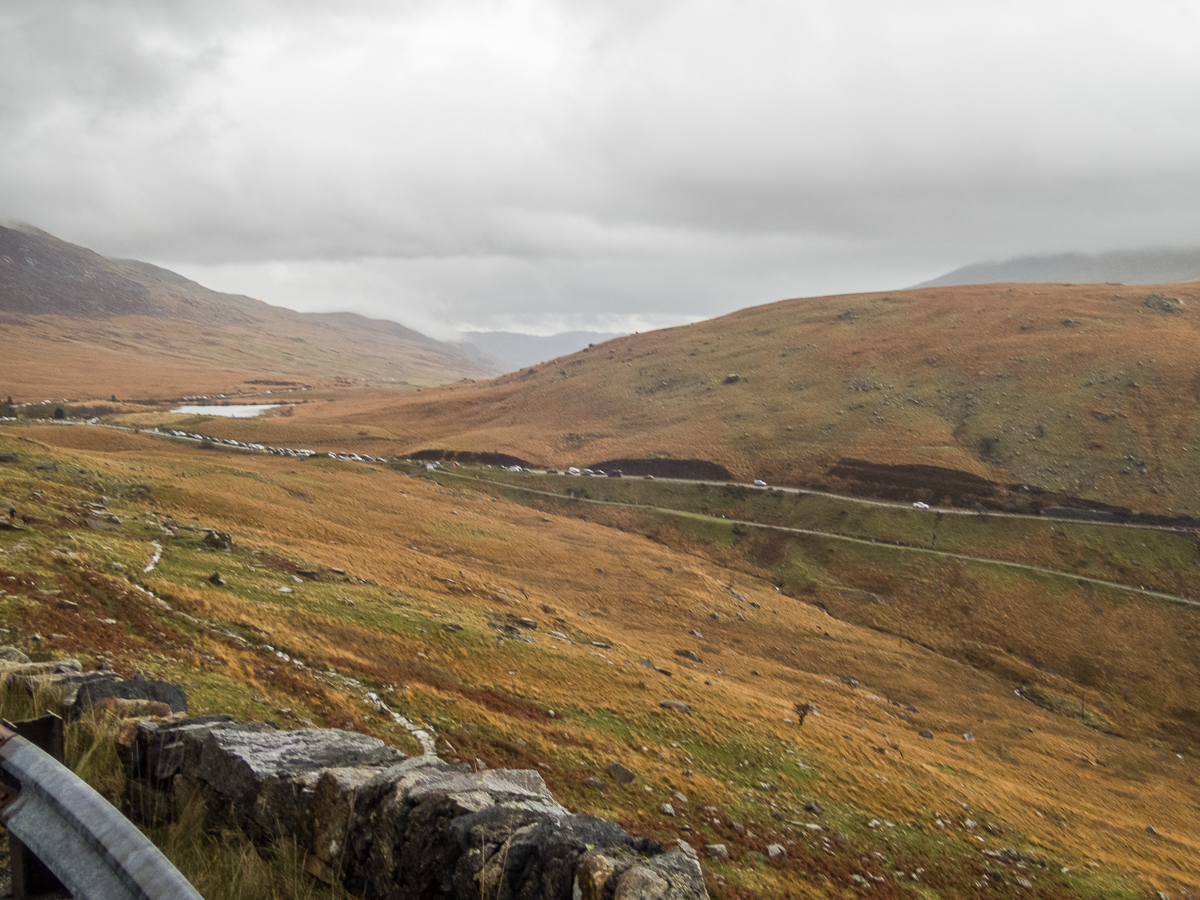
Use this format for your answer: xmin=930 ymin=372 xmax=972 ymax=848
xmin=3 ymin=280 xmax=1200 ymax=898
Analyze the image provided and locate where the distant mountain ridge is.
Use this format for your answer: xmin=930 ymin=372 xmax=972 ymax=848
xmin=917 ymin=247 xmax=1200 ymax=288
xmin=0 ymin=223 xmax=497 ymax=397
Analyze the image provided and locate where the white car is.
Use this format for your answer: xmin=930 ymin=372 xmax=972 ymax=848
xmin=913 ymin=501 xmax=930 ymax=509
xmin=753 ymin=479 xmax=768 ymax=487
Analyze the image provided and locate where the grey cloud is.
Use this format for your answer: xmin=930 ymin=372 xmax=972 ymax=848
xmin=4 ymin=0 xmax=1200 ymax=336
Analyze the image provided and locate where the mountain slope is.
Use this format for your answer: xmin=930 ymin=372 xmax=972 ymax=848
xmin=284 ymin=281 xmax=1200 ymax=517
xmin=0 ymin=224 xmax=496 ymax=398
xmin=918 ymin=247 xmax=1200 ymax=288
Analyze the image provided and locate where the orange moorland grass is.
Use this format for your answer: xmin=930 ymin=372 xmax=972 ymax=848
xmin=2 ymin=425 xmax=1198 ymax=898
xmin=147 ymin=280 xmax=1200 ymax=518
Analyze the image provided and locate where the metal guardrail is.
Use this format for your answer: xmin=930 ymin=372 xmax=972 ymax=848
xmin=0 ymin=724 xmax=203 ymax=900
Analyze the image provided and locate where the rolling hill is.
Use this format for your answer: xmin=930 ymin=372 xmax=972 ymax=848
xmin=4 ymin=237 xmax=1200 ymax=897
xmin=259 ymin=280 xmax=1200 ymax=518
xmin=0 ymin=223 xmax=497 ymax=399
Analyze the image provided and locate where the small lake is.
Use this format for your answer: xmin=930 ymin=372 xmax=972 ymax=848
xmin=171 ymin=404 xmax=283 ymax=418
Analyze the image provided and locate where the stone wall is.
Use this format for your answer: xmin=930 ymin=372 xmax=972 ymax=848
xmin=122 ymin=716 xmax=709 ymax=900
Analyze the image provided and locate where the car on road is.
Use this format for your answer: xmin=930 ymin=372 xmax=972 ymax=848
xmin=913 ymin=501 xmax=930 ymax=509
xmin=753 ymin=479 xmax=768 ymax=487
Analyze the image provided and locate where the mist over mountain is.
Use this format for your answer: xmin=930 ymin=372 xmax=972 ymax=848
xmin=461 ymin=330 xmax=626 ymax=372
xmin=917 ymin=247 xmax=1200 ymax=287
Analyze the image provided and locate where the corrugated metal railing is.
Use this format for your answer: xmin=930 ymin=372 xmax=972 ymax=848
xmin=0 ymin=722 xmax=202 ymax=900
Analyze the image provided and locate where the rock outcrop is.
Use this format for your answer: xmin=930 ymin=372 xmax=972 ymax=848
xmin=124 ymin=718 xmax=708 ymax=900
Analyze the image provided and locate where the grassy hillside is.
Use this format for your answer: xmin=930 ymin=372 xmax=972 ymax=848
xmin=2 ymin=422 xmax=1197 ymax=898
xmin=0 ymin=224 xmax=496 ymax=398
xmin=244 ymin=281 xmax=1200 ymax=518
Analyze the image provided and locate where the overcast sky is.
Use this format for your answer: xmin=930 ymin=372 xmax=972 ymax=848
xmin=4 ymin=1 xmax=1200 ymax=339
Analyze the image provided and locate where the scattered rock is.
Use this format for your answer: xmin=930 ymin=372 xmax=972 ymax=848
xmin=201 ymin=529 xmax=233 ymax=551
xmin=661 ymin=802 xmax=675 ymax=817
xmin=608 ymin=761 xmax=636 ymax=784
xmin=1146 ymin=825 xmax=1159 ymax=836
xmin=1144 ymin=293 xmax=1185 ymax=314
xmin=766 ymin=844 xmax=786 ymax=860
xmin=674 ymin=649 xmax=702 ymax=663
xmin=804 ymin=801 xmax=823 ymax=816
xmin=208 ymin=572 xmax=225 ymax=586
xmin=57 ymin=599 xmax=79 ymax=611
xmin=659 ymin=700 xmax=692 ymax=714
xmin=705 ymin=843 xmax=729 ymax=861
xmin=516 ymin=617 xmax=538 ymax=629
xmin=0 ymin=645 xmax=31 ymax=663
xmin=920 ymin=730 xmax=934 ymax=739
xmin=586 ymin=776 xmax=608 ymax=793
xmin=73 ymin=675 xmax=189 ymax=720
xmin=723 ymin=374 xmax=740 ymax=384
xmin=0 ymin=453 xmax=18 ymax=463
xmin=443 ymin=623 xmax=463 ymax=632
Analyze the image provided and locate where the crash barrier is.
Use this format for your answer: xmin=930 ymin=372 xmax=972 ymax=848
xmin=0 ymin=722 xmax=203 ymax=900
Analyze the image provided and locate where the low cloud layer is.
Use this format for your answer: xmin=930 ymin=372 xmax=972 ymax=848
xmin=4 ymin=1 xmax=1199 ymax=338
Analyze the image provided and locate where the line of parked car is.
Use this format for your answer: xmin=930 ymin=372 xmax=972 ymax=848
xmin=163 ymin=429 xmax=387 ymax=463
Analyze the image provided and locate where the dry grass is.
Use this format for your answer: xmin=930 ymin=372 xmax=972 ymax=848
xmin=2 ymin=422 xmax=1198 ymax=898
xmin=171 ymin=280 xmax=1200 ymax=518
xmin=7 ymin=280 xmax=1200 ymax=896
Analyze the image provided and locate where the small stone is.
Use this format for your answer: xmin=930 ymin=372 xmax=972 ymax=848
xmin=661 ymin=802 xmax=675 ymax=817
xmin=920 ymin=730 xmax=934 ymax=739
xmin=585 ymin=777 xmax=607 ymax=793
xmin=1145 ymin=825 xmax=1159 ymax=836
xmin=963 ymin=732 xmax=975 ymax=742
xmin=607 ymin=761 xmax=635 ymax=784
xmin=57 ymin=599 xmax=79 ymax=611
xmin=208 ymin=572 xmax=225 ymax=586
xmin=672 ymin=791 xmax=688 ymax=804
xmin=705 ymin=844 xmax=729 ymax=861
xmin=767 ymin=844 xmax=786 ymax=860
xmin=659 ymin=700 xmax=691 ymax=714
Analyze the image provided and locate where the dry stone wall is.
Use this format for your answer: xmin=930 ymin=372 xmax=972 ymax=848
xmin=2 ymin=652 xmax=707 ymax=899
xmin=123 ymin=716 xmax=709 ymax=900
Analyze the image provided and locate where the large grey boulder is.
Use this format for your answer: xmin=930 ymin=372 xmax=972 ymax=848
xmin=193 ymin=725 xmax=406 ymax=842
xmin=123 ymin=723 xmax=710 ymax=900
xmin=71 ymin=674 xmax=188 ymax=719
xmin=0 ymin=645 xmax=31 ymax=663
xmin=342 ymin=756 xmax=699 ymax=900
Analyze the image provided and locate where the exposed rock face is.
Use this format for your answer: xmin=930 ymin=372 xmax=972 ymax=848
xmin=0 ymin=645 xmax=31 ymax=663
xmin=72 ymin=675 xmax=188 ymax=719
xmin=125 ymin=719 xmax=708 ymax=900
